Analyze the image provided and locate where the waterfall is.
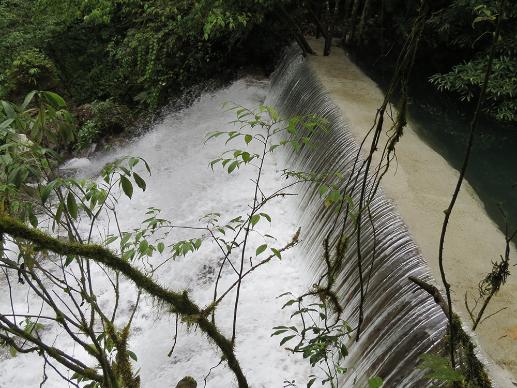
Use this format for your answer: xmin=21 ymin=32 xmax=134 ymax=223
xmin=0 ymin=48 xmax=450 ymax=387
xmin=266 ymin=47 xmax=448 ymax=386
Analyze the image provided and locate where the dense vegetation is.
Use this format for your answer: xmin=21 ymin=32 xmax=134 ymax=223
xmin=0 ymin=0 xmax=515 ymax=387
xmin=1 ymin=0 xmax=298 ymax=153
xmin=337 ymin=0 xmax=517 ymax=122
xmin=1 ymin=0 xmax=515 ymax=155
xmin=0 ymin=0 xmax=517 ymax=158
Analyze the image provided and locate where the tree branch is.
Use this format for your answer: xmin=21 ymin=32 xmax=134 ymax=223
xmin=0 ymin=214 xmax=249 ymax=388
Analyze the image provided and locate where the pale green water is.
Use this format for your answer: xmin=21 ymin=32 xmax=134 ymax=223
xmin=408 ymin=86 xmax=517 ymax=234
xmin=359 ymin=57 xmax=517 ymax=235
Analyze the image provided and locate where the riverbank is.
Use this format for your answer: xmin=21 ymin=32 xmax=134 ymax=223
xmin=307 ymin=38 xmax=517 ymax=387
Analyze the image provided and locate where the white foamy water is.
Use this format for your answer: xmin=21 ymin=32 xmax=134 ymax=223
xmin=0 ymin=79 xmax=312 ymax=387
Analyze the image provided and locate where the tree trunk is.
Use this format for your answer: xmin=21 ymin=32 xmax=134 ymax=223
xmin=324 ymin=0 xmax=341 ymax=56
xmin=279 ymin=5 xmax=315 ymax=55
xmin=309 ymin=4 xmax=328 ymax=41
xmin=346 ymin=0 xmax=362 ymax=44
xmin=357 ymin=0 xmax=372 ymax=44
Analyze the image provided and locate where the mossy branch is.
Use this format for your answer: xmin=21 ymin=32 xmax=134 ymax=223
xmin=0 ymin=214 xmax=249 ymax=388
xmin=408 ymin=276 xmax=450 ymax=319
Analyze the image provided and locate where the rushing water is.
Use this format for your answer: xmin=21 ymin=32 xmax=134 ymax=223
xmin=267 ymin=47 xmax=448 ymax=386
xmin=0 ymin=79 xmax=312 ymax=387
xmin=1 ymin=49 xmax=453 ymax=387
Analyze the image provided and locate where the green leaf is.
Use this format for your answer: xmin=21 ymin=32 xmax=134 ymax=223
xmin=280 ymin=335 xmax=296 ymax=346
xmin=157 ymin=242 xmax=165 ymax=254
xmin=307 ymin=378 xmax=316 ymax=388
xmin=21 ymin=91 xmax=37 ymax=110
xmin=120 ymin=175 xmax=133 ymax=198
xmin=271 ymin=248 xmax=281 ymax=259
xmin=228 ymin=160 xmax=239 ymax=173
xmin=39 ymin=183 xmax=54 ymax=204
xmin=418 ymin=354 xmax=464 ymax=382
xmin=133 ymin=173 xmax=146 ymax=191
xmin=0 ymin=118 xmax=14 ymax=129
xmin=127 ymin=350 xmax=138 ymax=361
xmin=105 ymin=235 xmax=118 ymax=245
xmin=206 ymin=131 xmax=224 ymax=142
xmin=368 ymin=377 xmax=383 ymax=388
xmin=210 ymin=158 xmax=222 ymax=170
xmin=259 ymin=212 xmax=271 ymax=222
xmin=29 ymin=211 xmax=38 ymax=228
xmin=138 ymin=240 xmax=149 ymax=255
xmin=250 ymin=214 xmax=260 ymax=227
xmin=66 ymin=192 xmax=78 ymax=220
xmin=142 ymin=159 xmax=151 ymax=174
xmin=282 ymin=299 xmax=296 ymax=309
xmin=1 ymin=101 xmax=16 ymax=119
xmin=55 ymin=202 xmax=64 ymax=225
xmin=256 ymin=244 xmax=267 ymax=256
xmin=318 ymin=185 xmax=329 ymax=197
xmin=244 ymin=134 xmax=252 ymax=144
xmin=43 ymin=91 xmax=66 ymax=108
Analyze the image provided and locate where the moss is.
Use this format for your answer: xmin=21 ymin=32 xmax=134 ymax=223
xmin=108 ymin=324 xmax=140 ymax=388
xmin=449 ymin=315 xmax=491 ymax=388
xmin=176 ymin=376 xmax=197 ymax=388
xmin=0 ymin=214 xmax=249 ymax=388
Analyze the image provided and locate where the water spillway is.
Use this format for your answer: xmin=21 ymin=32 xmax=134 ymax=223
xmin=267 ymin=47 xmax=448 ymax=386
xmin=1 ymin=46 xmax=498 ymax=387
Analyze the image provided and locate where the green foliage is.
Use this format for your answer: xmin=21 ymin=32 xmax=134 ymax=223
xmin=274 ymin=293 xmax=353 ymax=387
xmin=0 ymin=0 xmax=61 ymax=84
xmin=0 ymin=91 xmax=153 ymax=386
xmin=0 ymin=91 xmax=75 ymax=225
xmin=102 ymin=0 xmax=287 ymax=108
xmin=341 ymin=0 xmax=517 ymax=124
xmin=430 ymin=56 xmax=517 ymax=121
xmin=76 ymin=120 xmax=100 ymax=151
xmin=2 ymin=49 xmax=59 ymax=99
xmin=423 ymin=0 xmax=516 ymax=122
xmin=0 ymin=90 xmax=74 ymax=149
xmin=0 ymin=0 xmax=295 ymax=113
xmin=418 ymin=354 xmax=464 ymax=383
xmin=368 ymin=376 xmax=384 ymax=388
xmin=75 ymin=99 xmax=132 ymax=150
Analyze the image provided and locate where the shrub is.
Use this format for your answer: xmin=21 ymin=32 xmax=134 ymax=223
xmin=74 ymin=99 xmax=133 ymax=150
xmin=4 ymin=49 xmax=59 ymax=98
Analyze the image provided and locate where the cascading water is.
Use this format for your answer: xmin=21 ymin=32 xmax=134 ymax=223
xmin=266 ymin=47 xmax=448 ymax=386
xmin=0 ymin=79 xmax=312 ymax=387
xmin=0 ymin=48 xmax=450 ymax=387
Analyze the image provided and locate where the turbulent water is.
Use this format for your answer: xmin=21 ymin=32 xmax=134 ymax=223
xmin=267 ymin=48 xmax=448 ymax=386
xmin=0 ymin=79 xmax=312 ymax=387
xmin=1 ymin=49 xmax=450 ymax=387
